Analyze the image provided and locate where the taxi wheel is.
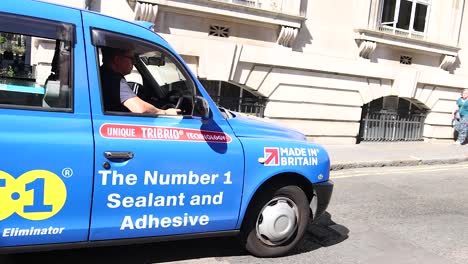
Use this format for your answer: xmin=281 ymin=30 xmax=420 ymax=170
xmin=240 ymin=185 xmax=310 ymax=257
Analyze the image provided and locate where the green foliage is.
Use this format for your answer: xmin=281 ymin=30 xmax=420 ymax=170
xmin=12 ymin=45 xmax=25 ymax=55
xmin=6 ymin=66 xmax=14 ymax=77
xmin=0 ymin=33 xmax=25 ymax=55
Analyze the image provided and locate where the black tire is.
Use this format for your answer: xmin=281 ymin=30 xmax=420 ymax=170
xmin=240 ymin=185 xmax=310 ymax=257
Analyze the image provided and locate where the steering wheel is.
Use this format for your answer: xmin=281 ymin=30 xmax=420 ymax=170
xmin=161 ymin=90 xmax=193 ymax=115
xmin=175 ymin=96 xmax=183 ymax=109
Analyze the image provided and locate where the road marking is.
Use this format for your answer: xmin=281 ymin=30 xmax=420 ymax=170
xmin=331 ymin=163 xmax=468 ymax=179
xmin=158 ymin=258 xmax=230 ymax=264
xmin=332 ymin=163 xmax=468 ymax=175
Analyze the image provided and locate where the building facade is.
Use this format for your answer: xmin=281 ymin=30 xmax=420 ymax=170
xmin=40 ymin=0 xmax=468 ymax=144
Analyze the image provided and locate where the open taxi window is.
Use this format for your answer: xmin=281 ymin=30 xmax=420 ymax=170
xmin=92 ymin=28 xmax=205 ymax=117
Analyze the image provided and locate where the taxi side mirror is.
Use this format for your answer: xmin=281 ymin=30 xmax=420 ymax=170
xmin=147 ymin=56 xmax=165 ymax=66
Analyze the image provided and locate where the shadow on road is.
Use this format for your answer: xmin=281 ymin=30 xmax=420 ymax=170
xmin=3 ymin=237 xmax=245 ymax=264
xmin=4 ymin=212 xmax=348 ymax=264
xmin=295 ymin=212 xmax=349 ymax=254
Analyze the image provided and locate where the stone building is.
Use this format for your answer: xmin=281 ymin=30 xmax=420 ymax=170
xmin=40 ymin=0 xmax=468 ymax=144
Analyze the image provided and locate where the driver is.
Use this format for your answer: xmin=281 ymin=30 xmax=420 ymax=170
xmin=100 ymin=47 xmax=180 ymax=115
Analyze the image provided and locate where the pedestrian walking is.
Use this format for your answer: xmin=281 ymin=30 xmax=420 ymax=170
xmin=454 ymin=88 xmax=468 ymax=145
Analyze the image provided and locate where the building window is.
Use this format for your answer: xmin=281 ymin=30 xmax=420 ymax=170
xmin=359 ymin=96 xmax=427 ymax=142
xmin=379 ymin=0 xmax=430 ymax=39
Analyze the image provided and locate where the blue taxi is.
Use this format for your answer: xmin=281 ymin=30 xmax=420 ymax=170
xmin=0 ymin=0 xmax=333 ymax=257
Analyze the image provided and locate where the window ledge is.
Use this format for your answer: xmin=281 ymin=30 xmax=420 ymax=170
xmin=139 ymin=0 xmax=305 ymax=28
xmin=355 ymin=28 xmax=460 ymax=57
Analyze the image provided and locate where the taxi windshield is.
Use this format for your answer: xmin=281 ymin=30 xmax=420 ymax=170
xmin=139 ymin=51 xmax=187 ymax=91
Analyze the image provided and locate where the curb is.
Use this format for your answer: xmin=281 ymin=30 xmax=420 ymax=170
xmin=330 ymin=157 xmax=468 ymax=171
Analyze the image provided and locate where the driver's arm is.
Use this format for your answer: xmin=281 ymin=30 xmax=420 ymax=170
xmin=123 ymin=96 xmax=164 ymax=114
xmin=120 ymin=79 xmax=180 ymax=115
xmin=123 ymin=97 xmax=180 ymax=115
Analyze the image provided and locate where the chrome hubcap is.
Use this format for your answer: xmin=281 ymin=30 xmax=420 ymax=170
xmin=256 ymin=197 xmax=298 ymax=246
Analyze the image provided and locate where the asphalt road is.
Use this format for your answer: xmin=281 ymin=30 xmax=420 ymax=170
xmin=3 ymin=162 xmax=468 ymax=264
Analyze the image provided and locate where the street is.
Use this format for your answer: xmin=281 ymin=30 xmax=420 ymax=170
xmin=3 ymin=162 xmax=468 ymax=264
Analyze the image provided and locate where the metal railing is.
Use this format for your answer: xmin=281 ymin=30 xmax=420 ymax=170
xmin=211 ymin=96 xmax=266 ymax=117
xmin=209 ymin=0 xmax=302 ymax=16
xmin=232 ymin=0 xmax=261 ymax=8
xmin=360 ymin=112 xmax=426 ymax=142
xmin=377 ymin=25 xmax=425 ymax=40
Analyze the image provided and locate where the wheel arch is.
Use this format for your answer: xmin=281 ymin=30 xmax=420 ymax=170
xmin=239 ymin=172 xmax=314 ymax=230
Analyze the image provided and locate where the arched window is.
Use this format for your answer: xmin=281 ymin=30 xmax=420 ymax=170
xmin=359 ymin=96 xmax=428 ymax=142
xmin=199 ymin=80 xmax=267 ymax=117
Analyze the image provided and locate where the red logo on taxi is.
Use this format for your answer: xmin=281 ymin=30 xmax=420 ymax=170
xmin=263 ymin=147 xmax=279 ymax=166
xmin=100 ymin=123 xmax=232 ymax=143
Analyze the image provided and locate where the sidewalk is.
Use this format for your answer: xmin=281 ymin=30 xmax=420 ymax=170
xmin=323 ymin=142 xmax=468 ymax=171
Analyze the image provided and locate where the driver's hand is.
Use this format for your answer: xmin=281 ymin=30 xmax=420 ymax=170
xmin=165 ymin=108 xmax=181 ymax=116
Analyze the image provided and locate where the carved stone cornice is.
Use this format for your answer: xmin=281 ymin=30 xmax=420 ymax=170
xmin=440 ymin=55 xmax=457 ymax=71
xmin=277 ymin=26 xmax=298 ymax=47
xmin=133 ymin=1 xmax=158 ymax=22
xmin=358 ymin=40 xmax=376 ymax=59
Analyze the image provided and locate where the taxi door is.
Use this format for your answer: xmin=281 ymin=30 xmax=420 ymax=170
xmin=0 ymin=2 xmax=93 ymax=248
xmin=82 ymin=12 xmax=245 ymax=240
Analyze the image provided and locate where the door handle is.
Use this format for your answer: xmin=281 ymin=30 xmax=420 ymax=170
xmin=104 ymin=151 xmax=134 ymax=161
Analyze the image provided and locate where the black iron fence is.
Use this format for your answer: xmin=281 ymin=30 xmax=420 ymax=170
xmin=360 ymin=112 xmax=426 ymax=142
xmin=210 ymin=96 xmax=266 ymax=117
xmin=200 ymin=80 xmax=267 ymax=118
